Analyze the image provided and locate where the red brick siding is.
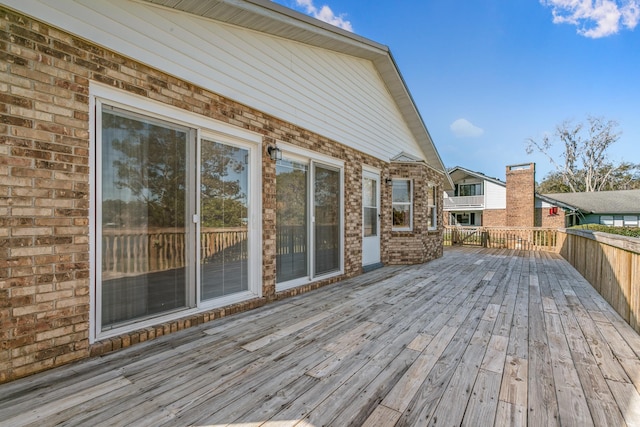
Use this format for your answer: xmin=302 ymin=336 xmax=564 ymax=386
xmin=482 ymin=209 xmax=507 ymax=227
xmin=387 ymin=162 xmax=444 ymax=264
xmin=505 ymin=163 xmax=535 ymax=227
xmin=537 ymin=207 xmax=566 ymax=228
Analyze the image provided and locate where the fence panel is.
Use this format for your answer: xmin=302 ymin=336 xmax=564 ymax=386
xmin=558 ymin=229 xmax=640 ymax=333
xmin=444 ymin=226 xmax=558 ymax=251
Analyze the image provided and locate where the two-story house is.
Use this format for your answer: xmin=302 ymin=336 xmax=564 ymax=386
xmin=444 ymin=164 xmax=568 ymax=228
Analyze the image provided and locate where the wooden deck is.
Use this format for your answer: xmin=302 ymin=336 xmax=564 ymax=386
xmin=2 ymin=247 xmax=640 ymax=426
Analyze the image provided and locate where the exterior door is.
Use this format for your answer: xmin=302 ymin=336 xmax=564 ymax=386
xmin=362 ymin=170 xmax=381 ymax=267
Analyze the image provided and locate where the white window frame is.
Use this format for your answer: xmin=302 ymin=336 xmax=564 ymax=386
xmin=392 ymin=179 xmax=413 ymax=231
xmin=427 ymin=183 xmax=438 ymax=230
xmin=89 ymin=82 xmax=262 ymax=343
xmin=275 ymin=142 xmax=345 ymax=292
xmin=623 ymin=216 xmax=639 ymax=227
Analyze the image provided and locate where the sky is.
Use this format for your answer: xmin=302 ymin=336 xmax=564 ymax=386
xmin=272 ymin=0 xmax=640 ymax=183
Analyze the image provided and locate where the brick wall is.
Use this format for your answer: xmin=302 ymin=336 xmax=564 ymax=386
xmin=483 ymin=209 xmax=506 ymax=227
xmin=0 ymin=6 xmax=442 ymax=382
xmin=505 ymin=163 xmax=535 ymax=227
xmin=537 ymin=207 xmax=566 ymax=228
xmin=387 ymin=162 xmax=444 ymax=264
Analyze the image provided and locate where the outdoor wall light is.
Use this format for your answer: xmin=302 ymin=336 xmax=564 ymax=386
xmin=267 ymin=144 xmax=282 ymax=161
xmin=385 ymin=178 xmax=393 ymax=186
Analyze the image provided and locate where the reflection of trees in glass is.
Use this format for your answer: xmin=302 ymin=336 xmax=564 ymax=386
xmin=200 ymin=140 xmax=247 ymax=228
xmin=314 ymin=167 xmax=340 ymax=226
xmin=276 ymin=162 xmax=307 ymax=227
xmin=102 ymin=111 xmax=187 ymax=228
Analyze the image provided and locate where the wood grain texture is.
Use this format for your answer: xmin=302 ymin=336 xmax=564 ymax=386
xmin=1 ymin=247 xmax=639 ymax=426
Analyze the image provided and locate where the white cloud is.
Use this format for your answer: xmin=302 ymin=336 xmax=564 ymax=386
xmin=293 ymin=0 xmax=353 ymax=32
xmin=450 ymin=119 xmax=485 ymax=138
xmin=541 ymin=0 xmax=640 ymax=38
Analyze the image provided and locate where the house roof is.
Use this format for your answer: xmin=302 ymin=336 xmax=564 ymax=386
xmin=543 ymin=190 xmax=640 ymax=215
xmin=447 ymin=166 xmax=506 ymax=188
xmin=142 ymin=0 xmax=452 ymax=188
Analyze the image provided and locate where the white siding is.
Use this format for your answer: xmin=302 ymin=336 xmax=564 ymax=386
xmin=6 ymin=0 xmax=423 ymax=162
xmin=535 ymin=198 xmax=553 ymax=208
xmin=484 ymin=181 xmax=506 ymax=209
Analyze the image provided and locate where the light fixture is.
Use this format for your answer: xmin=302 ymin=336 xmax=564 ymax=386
xmin=267 ymin=144 xmax=282 ymax=161
xmin=385 ymin=178 xmax=393 ymax=186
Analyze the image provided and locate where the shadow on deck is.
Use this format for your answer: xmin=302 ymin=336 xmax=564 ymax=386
xmin=1 ymin=247 xmax=640 ymax=426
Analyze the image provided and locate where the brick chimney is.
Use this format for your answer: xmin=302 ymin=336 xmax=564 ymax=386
xmin=506 ymin=163 xmax=535 ymax=227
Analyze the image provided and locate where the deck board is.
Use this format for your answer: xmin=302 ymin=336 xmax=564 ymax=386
xmin=1 ymin=247 xmax=640 ymax=426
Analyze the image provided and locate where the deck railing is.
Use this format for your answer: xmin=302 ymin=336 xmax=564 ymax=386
xmin=102 ymin=227 xmax=247 ymax=279
xmin=443 ymin=195 xmax=485 ymax=209
xmin=557 ymin=229 xmax=640 ymax=333
xmin=444 ymin=226 xmax=559 ymax=251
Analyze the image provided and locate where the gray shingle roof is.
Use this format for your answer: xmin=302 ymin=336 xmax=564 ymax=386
xmin=543 ymin=189 xmax=640 ymax=214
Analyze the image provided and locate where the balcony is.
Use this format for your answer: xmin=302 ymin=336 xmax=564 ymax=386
xmin=443 ymin=195 xmax=484 ymax=209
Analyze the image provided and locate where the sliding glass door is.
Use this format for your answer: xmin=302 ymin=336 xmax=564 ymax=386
xmin=200 ymin=139 xmax=249 ymax=300
xmin=314 ymin=164 xmax=340 ymax=275
xmin=100 ymin=106 xmax=191 ymax=328
xmin=275 ymin=159 xmax=308 ymax=283
xmin=275 ymin=154 xmax=342 ymax=289
xmin=97 ymin=97 xmax=259 ymax=336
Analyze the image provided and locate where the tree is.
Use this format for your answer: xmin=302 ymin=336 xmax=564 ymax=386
xmin=526 ymin=115 xmax=639 ymax=192
xmin=200 ymin=140 xmax=248 ymax=228
xmin=103 ymin=111 xmax=248 ymax=229
xmin=536 ymin=171 xmax=572 ymax=194
xmin=104 ymin=111 xmax=188 ymax=228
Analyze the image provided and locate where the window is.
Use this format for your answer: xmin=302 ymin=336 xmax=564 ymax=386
xmin=363 ymin=177 xmax=378 ymax=237
xmin=455 ymin=213 xmax=470 ymax=225
xmin=275 ymin=145 xmax=343 ymax=290
xmin=427 ymin=184 xmax=438 ymax=230
xmin=600 ymin=215 xmax=614 ymax=226
xmin=624 ymin=216 xmax=639 ymax=227
xmin=93 ymin=85 xmax=261 ymax=340
xmin=456 ymin=183 xmax=482 ymax=196
xmin=392 ymin=179 xmax=412 ymax=230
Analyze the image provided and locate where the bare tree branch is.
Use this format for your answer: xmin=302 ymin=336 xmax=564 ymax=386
xmin=525 ymin=115 xmax=633 ymax=192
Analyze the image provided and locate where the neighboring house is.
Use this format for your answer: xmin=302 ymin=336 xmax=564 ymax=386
xmin=445 ymin=163 xmax=640 ymax=229
xmin=0 ymin=0 xmax=451 ymax=382
xmin=544 ymin=190 xmax=640 ymax=227
xmin=444 ymin=163 xmax=567 ymax=228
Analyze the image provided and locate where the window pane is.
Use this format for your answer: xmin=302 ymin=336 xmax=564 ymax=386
xmin=276 ymin=160 xmax=308 ymax=283
xmin=315 ymin=165 xmax=341 ymax=275
xmin=392 ymin=180 xmax=410 ymax=202
xmin=363 ymin=178 xmax=376 ymax=208
xmin=393 ymin=205 xmax=411 ymax=228
xmin=428 ymin=206 xmax=436 ymax=228
xmin=600 ymin=215 xmax=613 ymax=226
xmin=428 ymin=186 xmax=435 ymax=205
xmin=101 ymin=107 xmax=189 ymax=329
xmin=364 ymin=207 xmax=377 ymax=237
xmin=200 ymin=140 xmax=249 ymax=300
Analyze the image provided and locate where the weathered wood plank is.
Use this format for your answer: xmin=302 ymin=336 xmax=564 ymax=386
xmin=0 ymin=377 xmax=131 ymax=427
xmin=607 ymin=380 xmax=640 ymax=427
xmin=1 ymin=247 xmax=638 ymax=427
xmin=462 ymin=369 xmax=502 ymax=427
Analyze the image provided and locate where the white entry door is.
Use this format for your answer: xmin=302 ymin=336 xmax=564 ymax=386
xmin=362 ymin=170 xmax=381 ymax=267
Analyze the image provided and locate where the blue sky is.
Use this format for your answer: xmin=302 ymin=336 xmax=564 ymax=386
xmin=272 ymin=0 xmax=640 ymax=183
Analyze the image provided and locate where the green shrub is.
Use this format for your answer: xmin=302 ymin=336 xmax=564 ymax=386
xmin=570 ymin=224 xmax=640 ymax=238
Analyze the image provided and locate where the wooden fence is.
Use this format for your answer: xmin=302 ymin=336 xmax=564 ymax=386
xmin=557 ymin=229 xmax=640 ymax=333
xmin=444 ymin=226 xmax=559 ymax=251
xmin=102 ymin=227 xmax=247 ymax=279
